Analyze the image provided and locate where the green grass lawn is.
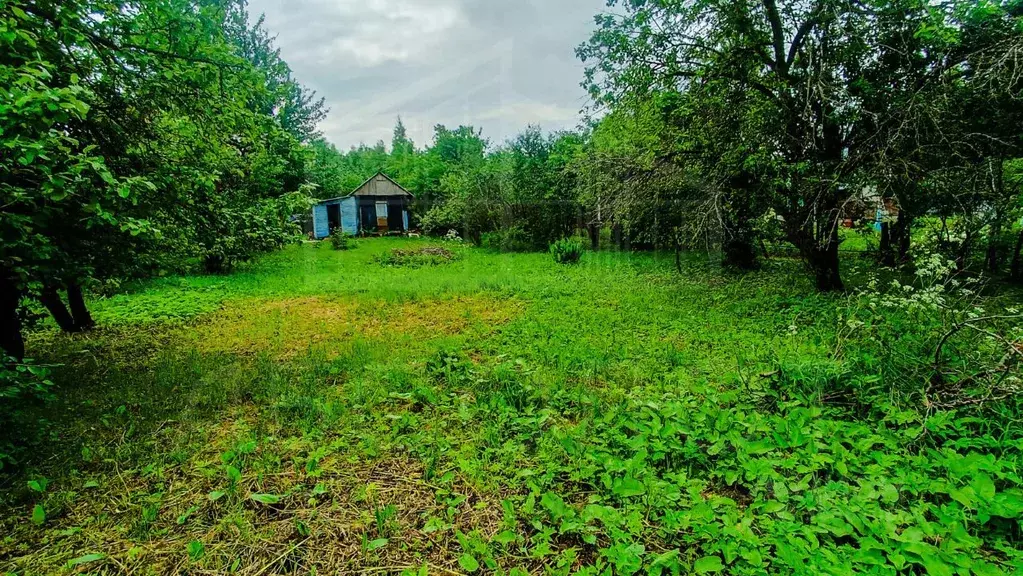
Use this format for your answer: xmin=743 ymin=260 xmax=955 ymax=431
xmin=1 ymin=239 xmax=1020 ymax=575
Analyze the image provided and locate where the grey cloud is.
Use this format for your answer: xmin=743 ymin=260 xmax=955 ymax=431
xmin=247 ymin=0 xmax=606 ymax=149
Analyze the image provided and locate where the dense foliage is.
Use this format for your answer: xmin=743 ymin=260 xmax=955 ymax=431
xmin=577 ymin=0 xmax=1023 ymax=289
xmin=304 ymin=0 xmax=1023 ymax=295
xmin=308 ymin=122 xmax=587 ymax=250
xmin=0 ymin=0 xmax=324 ymax=359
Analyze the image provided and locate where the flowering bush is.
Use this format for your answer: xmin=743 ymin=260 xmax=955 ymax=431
xmin=838 ymin=250 xmax=1021 ymax=409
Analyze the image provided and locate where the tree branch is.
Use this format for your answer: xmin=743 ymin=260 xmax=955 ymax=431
xmin=761 ymin=0 xmax=788 ymax=73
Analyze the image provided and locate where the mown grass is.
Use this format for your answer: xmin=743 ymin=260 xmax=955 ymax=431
xmin=1 ymin=239 xmax=1020 ymax=575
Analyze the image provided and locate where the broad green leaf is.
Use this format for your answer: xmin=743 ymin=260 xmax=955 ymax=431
xmin=186 ymin=540 xmax=205 ymax=561
xmin=921 ymin=557 xmax=954 ymax=576
xmin=972 ymin=474 xmax=996 ymax=501
xmin=971 ymin=561 xmax=1005 ymax=576
xmin=250 ymin=493 xmax=280 ymax=505
xmin=458 ymin=554 xmax=480 ymax=572
xmin=694 ymin=556 xmax=724 ymax=573
xmin=30 ymin=504 xmax=45 ymax=526
xmin=613 ymin=476 xmax=646 ymax=498
xmin=366 ymin=538 xmax=388 ymax=551
xmin=991 ymin=491 xmax=1023 ymax=518
xmin=651 ymin=549 xmax=679 ymax=567
xmin=177 ymin=505 xmax=200 ymax=525
xmin=66 ymin=553 xmax=105 ymax=568
xmin=949 ymin=488 xmax=976 ymax=509
xmin=541 ymin=491 xmax=570 ymax=517
xmin=493 ymin=530 xmax=517 ymax=545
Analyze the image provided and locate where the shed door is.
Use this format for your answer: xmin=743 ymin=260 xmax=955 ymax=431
xmin=375 ymin=201 xmax=389 ymax=232
xmin=387 ymin=199 xmax=404 ymax=231
xmin=359 ymin=204 xmax=376 ymax=233
xmin=327 ymin=203 xmax=341 ymax=232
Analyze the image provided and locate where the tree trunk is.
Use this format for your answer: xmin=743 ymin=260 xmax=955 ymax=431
xmin=67 ymin=283 xmax=95 ymax=331
xmin=0 ymin=274 xmax=25 ymax=360
xmin=810 ymin=240 xmax=844 ymax=292
xmin=40 ymin=287 xmax=79 ymax=333
xmin=794 ymin=225 xmax=844 ymax=292
xmin=956 ymin=227 xmax=973 ymax=273
xmin=897 ymin=215 xmax=912 ymax=262
xmin=204 ymin=255 xmax=225 ymax=274
xmin=986 ymin=157 xmax=1005 ymax=274
xmin=587 ymin=222 xmax=600 ymax=250
xmin=879 ymin=219 xmax=892 ymax=263
xmin=612 ymin=222 xmax=623 ymax=250
xmin=986 ymin=215 xmax=1002 ymax=274
xmin=879 ymin=210 xmax=912 ymax=267
xmin=1010 ymin=229 xmax=1023 ymax=282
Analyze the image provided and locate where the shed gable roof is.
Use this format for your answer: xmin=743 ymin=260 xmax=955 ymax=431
xmin=315 ymin=172 xmax=414 ymax=204
xmin=350 ymin=172 xmax=414 ymax=198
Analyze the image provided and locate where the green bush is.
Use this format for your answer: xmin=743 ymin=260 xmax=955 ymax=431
xmin=329 ymin=228 xmax=355 ymax=251
xmin=549 ymin=237 xmax=584 ymax=264
xmin=375 ymin=246 xmax=457 ymax=267
xmin=481 ymin=226 xmax=532 ymax=252
xmin=0 ymin=357 xmax=54 ymax=470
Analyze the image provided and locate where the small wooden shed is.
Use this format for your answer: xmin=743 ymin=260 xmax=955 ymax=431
xmin=312 ymin=172 xmax=414 ymax=238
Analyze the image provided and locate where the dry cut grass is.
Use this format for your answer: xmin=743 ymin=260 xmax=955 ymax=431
xmin=192 ymin=295 xmax=522 ymax=360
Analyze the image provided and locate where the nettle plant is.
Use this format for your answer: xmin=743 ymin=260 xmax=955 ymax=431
xmin=842 ymin=250 xmax=1022 ymax=409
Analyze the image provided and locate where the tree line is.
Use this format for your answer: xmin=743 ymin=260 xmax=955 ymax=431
xmin=311 ymin=0 xmax=1023 ymax=293
xmin=575 ymin=0 xmax=1023 ymax=291
xmin=1 ymin=0 xmax=324 ymax=359
xmin=4 ymin=0 xmax=1023 ymax=360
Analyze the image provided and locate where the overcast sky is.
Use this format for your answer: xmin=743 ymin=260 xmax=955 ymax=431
xmin=246 ymin=0 xmax=607 ymax=151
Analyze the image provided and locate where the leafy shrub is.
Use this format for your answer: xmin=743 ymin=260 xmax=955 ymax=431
xmin=549 ymin=237 xmax=584 ymax=264
xmin=329 ymin=228 xmax=355 ymax=251
xmin=201 ymin=193 xmax=310 ymax=273
xmin=419 ymin=199 xmax=466 ymax=238
xmin=0 ymin=357 xmax=55 ymax=470
xmin=482 ymin=226 xmax=532 ymax=252
xmin=375 ymin=247 xmax=458 ymax=268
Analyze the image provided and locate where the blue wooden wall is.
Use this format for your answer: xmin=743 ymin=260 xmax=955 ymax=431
xmin=312 ymin=204 xmax=329 ymax=239
xmin=312 ymin=198 xmax=359 ymax=239
xmin=341 ymin=197 xmax=358 ymax=235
